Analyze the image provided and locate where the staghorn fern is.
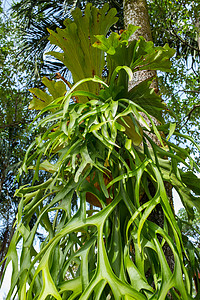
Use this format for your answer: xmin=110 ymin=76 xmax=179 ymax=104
xmin=1 ymin=4 xmax=200 ymax=299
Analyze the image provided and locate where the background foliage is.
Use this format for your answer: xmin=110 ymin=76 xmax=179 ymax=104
xmin=0 ymin=0 xmax=34 ymax=275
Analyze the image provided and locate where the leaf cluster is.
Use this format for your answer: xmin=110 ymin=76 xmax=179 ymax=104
xmin=1 ymin=4 xmax=200 ymax=299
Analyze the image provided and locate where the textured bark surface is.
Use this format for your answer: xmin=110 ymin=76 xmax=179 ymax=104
xmin=196 ymin=16 xmax=200 ymax=50
xmin=123 ymin=0 xmax=175 ymax=278
xmin=123 ymin=0 xmax=158 ymax=144
xmin=123 ymin=0 xmax=156 ymax=88
xmin=124 ymin=0 xmax=152 ymax=41
xmin=0 ymin=219 xmax=15 ymax=281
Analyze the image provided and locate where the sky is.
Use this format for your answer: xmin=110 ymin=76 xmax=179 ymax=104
xmin=2 ymin=0 xmax=11 ymax=11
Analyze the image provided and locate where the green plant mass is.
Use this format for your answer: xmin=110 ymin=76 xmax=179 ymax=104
xmin=1 ymin=4 xmax=200 ymax=299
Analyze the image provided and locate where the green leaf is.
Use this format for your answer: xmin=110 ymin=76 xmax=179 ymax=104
xmin=167 ymin=122 xmax=176 ymax=141
xmin=124 ymin=246 xmax=153 ymax=293
xmin=132 ymin=38 xmax=176 ymax=72
xmin=93 ymin=24 xmax=140 ymax=54
xmin=47 ymin=3 xmax=118 ymax=98
xmin=117 ymin=116 xmax=143 ymax=146
xmin=110 ymin=66 xmax=133 ymax=86
xmin=127 ymin=79 xmax=167 ymax=123
xmin=180 ymin=171 xmax=200 ymax=195
xmin=28 ymin=88 xmax=53 ymax=110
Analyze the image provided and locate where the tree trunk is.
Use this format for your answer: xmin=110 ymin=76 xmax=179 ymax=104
xmin=0 ymin=216 xmax=15 ymax=281
xmin=124 ymin=0 xmax=152 ymax=41
xmin=123 ymin=0 xmax=174 ymax=280
xmin=123 ymin=0 xmax=156 ymax=88
xmin=195 ymin=16 xmax=200 ymax=51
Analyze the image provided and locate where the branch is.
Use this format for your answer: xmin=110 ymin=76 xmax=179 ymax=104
xmin=184 ymin=104 xmax=200 ymax=125
xmin=195 ymin=16 xmax=200 ymax=51
xmin=191 ymin=58 xmax=199 ymax=76
xmin=170 ymin=26 xmax=200 ymax=53
xmin=0 ymin=120 xmax=28 ymax=129
xmin=176 ymin=90 xmax=200 ymax=94
xmin=55 ymin=72 xmax=72 ymax=89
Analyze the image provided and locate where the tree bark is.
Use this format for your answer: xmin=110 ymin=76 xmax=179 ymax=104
xmin=123 ymin=0 xmax=156 ymax=88
xmin=196 ymin=16 xmax=200 ymax=51
xmin=124 ymin=0 xmax=152 ymax=41
xmin=123 ymin=0 xmax=174 ymax=281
